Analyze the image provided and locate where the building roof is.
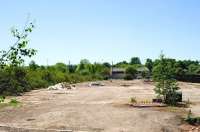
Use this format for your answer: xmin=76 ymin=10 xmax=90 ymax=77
xmin=136 ymin=67 xmax=149 ymax=72
xmin=112 ymin=68 xmax=126 ymax=72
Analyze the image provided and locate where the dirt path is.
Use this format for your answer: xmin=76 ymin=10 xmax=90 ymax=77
xmin=0 ymin=80 xmax=200 ymax=132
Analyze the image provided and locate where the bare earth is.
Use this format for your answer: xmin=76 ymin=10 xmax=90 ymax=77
xmin=0 ymin=80 xmax=200 ymax=132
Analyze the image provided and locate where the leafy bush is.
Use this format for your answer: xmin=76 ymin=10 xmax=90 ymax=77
xmin=153 ymin=53 xmax=180 ymax=106
xmin=0 ymin=67 xmax=30 ymax=95
xmin=9 ymin=98 xmax=20 ymax=106
xmin=125 ymin=66 xmax=137 ymax=79
xmin=124 ymin=74 xmax=133 ymax=80
xmin=130 ymin=57 xmax=141 ymax=65
xmin=0 ymin=96 xmax=5 ymax=103
xmin=185 ymin=110 xmax=200 ymax=125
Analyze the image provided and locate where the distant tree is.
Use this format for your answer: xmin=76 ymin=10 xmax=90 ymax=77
xmin=153 ymin=53 xmax=180 ymax=105
xmin=115 ymin=61 xmax=129 ymax=68
xmin=80 ymin=59 xmax=90 ymax=65
xmin=145 ymin=58 xmax=153 ymax=72
xmin=188 ymin=64 xmax=200 ymax=74
xmin=130 ymin=57 xmax=141 ymax=65
xmin=116 ymin=61 xmax=128 ymax=65
xmin=68 ymin=65 xmax=77 ymax=73
xmin=76 ymin=59 xmax=92 ymax=74
xmin=103 ymin=62 xmax=111 ymax=68
xmin=196 ymin=67 xmax=200 ymax=74
xmin=174 ymin=61 xmax=186 ymax=76
xmin=29 ymin=60 xmax=39 ymax=70
xmin=125 ymin=66 xmax=137 ymax=79
xmin=54 ymin=62 xmax=68 ymax=73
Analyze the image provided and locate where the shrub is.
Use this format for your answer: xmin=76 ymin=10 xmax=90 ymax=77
xmin=153 ymin=53 xmax=180 ymax=106
xmin=126 ymin=66 xmax=137 ymax=76
xmin=124 ymin=74 xmax=133 ymax=80
xmin=125 ymin=66 xmax=137 ymax=80
xmin=9 ymin=98 xmax=20 ymax=106
xmin=185 ymin=110 xmax=200 ymax=125
xmin=165 ymin=91 xmax=182 ymax=105
xmin=0 ymin=67 xmax=30 ymax=95
xmin=0 ymin=96 xmax=5 ymax=103
xmin=130 ymin=97 xmax=137 ymax=103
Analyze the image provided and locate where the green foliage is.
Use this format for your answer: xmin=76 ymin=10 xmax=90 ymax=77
xmin=115 ymin=61 xmax=128 ymax=67
xmin=188 ymin=64 xmax=200 ymax=74
xmin=0 ymin=21 xmax=36 ymax=96
xmin=0 ymin=22 xmax=36 ymax=67
xmin=130 ymin=57 xmax=141 ymax=65
xmin=0 ymin=67 xmax=30 ymax=95
xmin=145 ymin=58 xmax=153 ymax=73
xmin=0 ymin=96 xmax=5 ymax=103
xmin=54 ymin=63 xmax=69 ymax=73
xmin=0 ymin=59 xmax=109 ymax=95
xmin=124 ymin=74 xmax=134 ymax=80
xmin=125 ymin=66 xmax=137 ymax=79
xmin=68 ymin=65 xmax=77 ymax=73
xmin=153 ymin=53 xmax=180 ymax=105
xmin=29 ymin=60 xmax=39 ymax=70
xmin=103 ymin=62 xmax=111 ymax=68
xmin=130 ymin=97 xmax=137 ymax=103
xmin=9 ymin=98 xmax=20 ymax=107
xmin=185 ymin=110 xmax=200 ymax=125
xmin=76 ymin=59 xmax=92 ymax=74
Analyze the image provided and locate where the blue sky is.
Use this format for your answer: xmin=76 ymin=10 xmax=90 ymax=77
xmin=0 ymin=0 xmax=200 ymax=65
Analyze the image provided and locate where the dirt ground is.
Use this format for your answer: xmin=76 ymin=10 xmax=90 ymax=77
xmin=0 ymin=80 xmax=200 ymax=132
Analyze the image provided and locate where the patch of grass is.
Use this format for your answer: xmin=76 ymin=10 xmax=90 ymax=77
xmin=130 ymin=97 xmax=137 ymax=104
xmin=0 ymin=96 xmax=5 ymax=103
xmin=0 ymin=98 xmax=21 ymax=109
xmin=185 ymin=110 xmax=200 ymax=125
xmin=9 ymin=98 xmax=21 ymax=107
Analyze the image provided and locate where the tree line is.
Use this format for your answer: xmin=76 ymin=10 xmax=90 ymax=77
xmin=1 ymin=56 xmax=199 ymax=95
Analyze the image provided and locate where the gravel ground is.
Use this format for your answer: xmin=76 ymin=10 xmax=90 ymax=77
xmin=0 ymin=80 xmax=200 ymax=132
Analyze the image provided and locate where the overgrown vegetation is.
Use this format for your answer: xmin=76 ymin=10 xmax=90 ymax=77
xmin=0 ymin=20 xmax=37 ymax=95
xmin=0 ymin=96 xmax=5 ymax=103
xmin=185 ymin=110 xmax=200 ymax=125
xmin=153 ymin=53 xmax=180 ymax=106
xmin=130 ymin=97 xmax=137 ymax=103
xmin=9 ymin=98 xmax=20 ymax=107
xmin=125 ymin=66 xmax=137 ymax=80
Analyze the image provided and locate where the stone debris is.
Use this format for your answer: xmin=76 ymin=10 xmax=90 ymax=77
xmin=89 ymin=82 xmax=105 ymax=87
xmin=48 ymin=82 xmax=76 ymax=90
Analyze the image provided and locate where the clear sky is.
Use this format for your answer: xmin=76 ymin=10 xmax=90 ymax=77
xmin=0 ymin=0 xmax=200 ymax=65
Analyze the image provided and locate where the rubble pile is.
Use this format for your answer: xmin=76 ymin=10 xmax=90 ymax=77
xmin=89 ymin=82 xmax=105 ymax=87
xmin=48 ymin=82 xmax=75 ymax=90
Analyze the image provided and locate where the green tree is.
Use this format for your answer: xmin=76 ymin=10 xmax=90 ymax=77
xmin=125 ymin=66 xmax=137 ymax=79
xmin=0 ymin=22 xmax=36 ymax=68
xmin=76 ymin=59 xmax=92 ymax=75
xmin=153 ymin=53 xmax=180 ymax=105
xmin=0 ymin=21 xmax=36 ymax=95
xmin=130 ymin=57 xmax=141 ymax=65
xmin=188 ymin=64 xmax=199 ymax=74
xmin=54 ymin=62 xmax=68 ymax=73
xmin=29 ymin=60 xmax=39 ymax=70
xmin=103 ymin=62 xmax=111 ymax=68
xmin=145 ymin=58 xmax=153 ymax=73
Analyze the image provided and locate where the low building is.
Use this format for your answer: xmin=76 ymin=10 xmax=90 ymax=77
xmin=136 ymin=67 xmax=150 ymax=79
xmin=110 ymin=67 xmax=150 ymax=79
xmin=110 ymin=68 xmax=126 ymax=79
